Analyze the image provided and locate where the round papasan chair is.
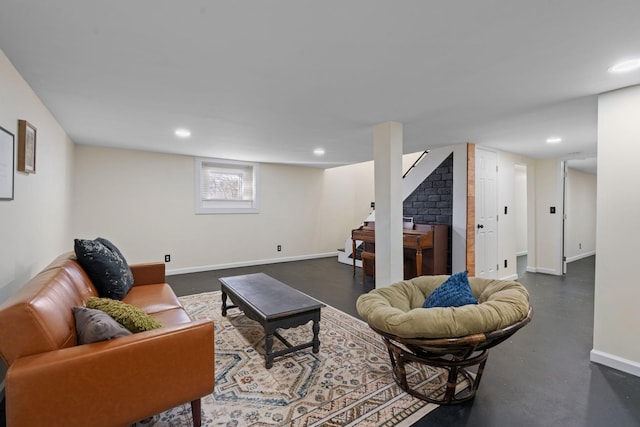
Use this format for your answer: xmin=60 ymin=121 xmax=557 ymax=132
xmin=356 ymin=274 xmax=532 ymax=405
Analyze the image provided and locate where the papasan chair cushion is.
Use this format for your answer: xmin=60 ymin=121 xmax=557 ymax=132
xmin=356 ymin=274 xmax=532 ymax=405
xmin=357 ymin=274 xmax=530 ymax=339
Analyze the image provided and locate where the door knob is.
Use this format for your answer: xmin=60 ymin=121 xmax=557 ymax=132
xmin=477 ymin=224 xmax=484 ymax=229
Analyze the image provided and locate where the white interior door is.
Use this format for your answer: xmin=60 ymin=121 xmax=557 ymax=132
xmin=475 ymin=148 xmax=498 ymax=279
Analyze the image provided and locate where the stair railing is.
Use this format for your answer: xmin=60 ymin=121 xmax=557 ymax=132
xmin=403 ymin=150 xmax=429 ymax=179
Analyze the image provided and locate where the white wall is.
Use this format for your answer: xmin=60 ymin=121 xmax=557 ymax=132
xmin=492 ymin=150 xmax=569 ymax=278
xmin=451 ymin=144 xmax=469 ymax=274
xmin=526 ymin=161 xmax=537 ymax=271
xmin=532 ymin=158 xmax=564 ymax=275
xmin=592 ymin=84 xmax=640 ymax=376
xmin=0 ymin=50 xmax=75 ymax=303
xmin=0 ymin=49 xmax=75 ymax=395
xmin=403 ymin=144 xmax=533 ymax=280
xmin=497 ymin=151 xmax=517 ymax=279
xmin=316 ymin=150 xmax=434 ymax=259
xmin=565 ymin=167 xmax=596 ymax=262
xmin=73 ymin=147 xmax=426 ymax=274
xmin=514 ymin=164 xmax=528 ymax=255
xmin=317 ymin=160 xmax=376 ymax=253
xmin=73 ymin=145 xmax=336 ymax=273
xmin=72 ymin=145 xmax=431 ymax=275
xmin=491 ymin=150 xmax=536 ymax=280
xmin=403 ymin=144 xmax=468 ymax=273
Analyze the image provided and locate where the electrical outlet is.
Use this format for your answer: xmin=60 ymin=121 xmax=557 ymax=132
xmin=579 ymin=243 xmax=582 ymax=249
xmin=164 ymin=254 xmax=171 ymax=262
xmin=277 ymin=245 xmax=282 ymax=252
xmin=504 ymin=259 xmax=508 ymax=268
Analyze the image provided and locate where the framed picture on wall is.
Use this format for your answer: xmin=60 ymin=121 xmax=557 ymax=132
xmin=0 ymin=125 xmax=15 ymax=200
xmin=18 ymin=119 xmax=37 ymax=174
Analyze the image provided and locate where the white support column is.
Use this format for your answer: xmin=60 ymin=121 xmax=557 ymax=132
xmin=592 ymin=85 xmax=640 ymax=376
xmin=373 ymin=121 xmax=404 ymax=287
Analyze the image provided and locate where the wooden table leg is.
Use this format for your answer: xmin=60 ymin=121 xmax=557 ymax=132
xmin=265 ymin=331 xmax=274 ymax=369
xmin=312 ymin=317 xmax=320 ymax=353
xmin=221 ymin=291 xmax=228 ymax=316
xmin=352 ymin=239 xmax=357 ymax=277
xmin=416 ymin=248 xmax=423 ymax=277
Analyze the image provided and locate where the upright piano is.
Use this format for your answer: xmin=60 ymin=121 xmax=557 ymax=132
xmin=351 ymin=222 xmax=448 ymax=280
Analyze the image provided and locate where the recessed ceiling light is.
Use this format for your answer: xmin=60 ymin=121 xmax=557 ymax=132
xmin=313 ymin=148 xmax=325 ymax=156
xmin=175 ymin=128 xmax=191 ymax=138
xmin=608 ymin=58 xmax=640 ymax=73
xmin=546 ymin=137 xmax=562 ymax=144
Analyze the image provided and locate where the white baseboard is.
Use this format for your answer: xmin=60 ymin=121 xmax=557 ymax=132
xmin=566 ymin=251 xmax=596 ymax=263
xmin=590 ymin=349 xmax=640 ymax=378
xmin=533 ymin=267 xmax=562 ymax=276
xmin=166 ymin=252 xmax=338 ymax=276
xmin=516 ymin=251 xmax=528 ymax=256
xmin=526 ymin=266 xmax=537 ymax=273
xmin=499 ymin=273 xmax=518 ymax=281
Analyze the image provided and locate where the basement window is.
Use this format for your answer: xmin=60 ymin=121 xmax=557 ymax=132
xmin=195 ymin=157 xmax=260 ymax=214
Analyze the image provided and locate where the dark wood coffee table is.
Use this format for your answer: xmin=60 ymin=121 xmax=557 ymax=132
xmin=219 ymin=272 xmax=325 ymax=369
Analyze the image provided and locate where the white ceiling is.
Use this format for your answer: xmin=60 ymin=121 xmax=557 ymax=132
xmin=2 ymin=1 xmax=640 ymax=174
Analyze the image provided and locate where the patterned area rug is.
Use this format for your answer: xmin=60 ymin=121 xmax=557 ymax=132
xmin=139 ymin=291 xmax=465 ymax=427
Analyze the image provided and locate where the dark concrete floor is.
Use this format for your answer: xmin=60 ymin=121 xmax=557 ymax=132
xmin=2 ymin=255 xmax=639 ymax=426
xmin=415 ymin=256 xmax=640 ymax=427
xmin=164 ymin=257 xmax=374 ymax=318
xmin=164 ymin=255 xmax=640 ymax=427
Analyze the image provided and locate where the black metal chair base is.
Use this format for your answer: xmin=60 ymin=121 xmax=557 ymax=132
xmin=369 ymin=307 xmax=532 ymax=405
xmin=382 ymin=335 xmax=489 ymax=404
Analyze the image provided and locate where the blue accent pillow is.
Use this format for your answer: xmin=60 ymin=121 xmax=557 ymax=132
xmin=423 ymin=271 xmax=478 ymax=308
xmin=74 ymin=238 xmax=134 ymax=300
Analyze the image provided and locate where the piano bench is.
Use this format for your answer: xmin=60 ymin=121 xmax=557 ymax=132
xmin=361 ymin=251 xmax=376 ymax=284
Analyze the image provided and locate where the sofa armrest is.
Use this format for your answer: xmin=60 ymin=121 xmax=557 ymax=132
xmin=6 ymin=319 xmax=214 ymax=427
xmin=130 ymin=262 xmax=166 ymax=286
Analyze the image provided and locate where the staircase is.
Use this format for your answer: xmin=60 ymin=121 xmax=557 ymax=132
xmin=337 ymin=146 xmax=455 ymax=267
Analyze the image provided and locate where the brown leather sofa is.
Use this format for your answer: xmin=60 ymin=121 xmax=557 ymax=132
xmin=0 ymin=252 xmax=215 ymax=427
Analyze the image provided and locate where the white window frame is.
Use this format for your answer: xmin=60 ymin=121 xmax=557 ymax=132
xmin=195 ymin=157 xmax=260 ymax=214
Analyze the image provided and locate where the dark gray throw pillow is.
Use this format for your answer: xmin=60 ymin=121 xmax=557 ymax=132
xmin=74 ymin=238 xmax=134 ymax=300
xmin=96 ymin=236 xmax=134 ymax=286
xmin=73 ymin=306 xmax=132 ymax=344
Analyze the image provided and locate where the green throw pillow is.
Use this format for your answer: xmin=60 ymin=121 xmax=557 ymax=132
xmin=86 ymin=297 xmax=162 ymax=333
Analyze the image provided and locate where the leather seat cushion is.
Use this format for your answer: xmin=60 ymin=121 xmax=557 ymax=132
xmin=123 ymin=283 xmax=183 ymax=314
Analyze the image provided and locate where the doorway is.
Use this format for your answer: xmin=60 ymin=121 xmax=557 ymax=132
xmin=475 ymin=148 xmax=498 ymax=279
